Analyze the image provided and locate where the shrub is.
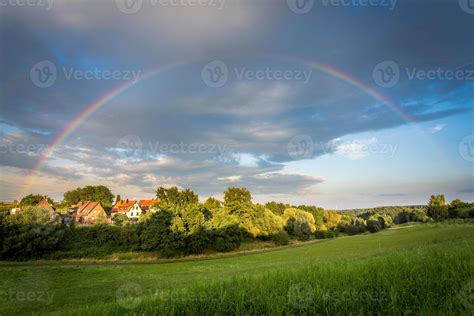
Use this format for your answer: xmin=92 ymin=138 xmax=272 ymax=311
xmin=1 ymin=207 xmax=67 ymax=259
xmin=272 ymin=231 xmax=290 ymax=246
xmin=366 ymin=220 xmax=382 ymax=233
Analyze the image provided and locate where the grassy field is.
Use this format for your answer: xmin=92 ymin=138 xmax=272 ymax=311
xmin=0 ymin=223 xmax=473 ymax=315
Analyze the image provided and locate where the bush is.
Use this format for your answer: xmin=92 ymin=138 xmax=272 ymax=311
xmin=272 ymin=231 xmax=290 ymax=246
xmin=427 ymin=205 xmax=449 ymax=221
xmin=1 ymin=207 xmax=67 ymax=259
xmin=366 ymin=220 xmax=382 ymax=233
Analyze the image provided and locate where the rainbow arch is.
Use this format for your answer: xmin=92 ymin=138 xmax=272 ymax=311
xmin=19 ymin=57 xmax=419 ymax=198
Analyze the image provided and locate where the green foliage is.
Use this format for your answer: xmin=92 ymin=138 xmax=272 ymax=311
xmin=19 ymin=194 xmax=53 ymax=206
xmin=283 ymin=208 xmax=316 ymax=240
xmin=1 ymin=207 xmax=66 ymax=259
xmin=272 ymin=230 xmax=290 ymax=246
xmin=366 ymin=219 xmax=383 ymax=233
xmin=203 ymin=197 xmax=221 ymax=211
xmin=63 ymin=185 xmax=114 ymax=208
xmin=112 ymin=213 xmax=129 ymax=226
xmin=155 ymin=186 xmax=199 ymax=207
xmin=448 ymin=199 xmax=473 ymax=219
xmin=265 ymin=201 xmax=289 ymax=216
xmin=428 ymin=194 xmax=446 ymax=207
xmin=427 ymin=205 xmax=449 ymax=221
xmin=224 ymin=187 xmax=252 ymax=213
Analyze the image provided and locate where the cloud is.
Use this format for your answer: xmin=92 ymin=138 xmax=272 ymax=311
xmin=429 ymin=124 xmax=446 ymax=134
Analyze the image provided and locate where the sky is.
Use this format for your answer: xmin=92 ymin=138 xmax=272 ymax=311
xmin=0 ymin=0 xmax=473 ymax=209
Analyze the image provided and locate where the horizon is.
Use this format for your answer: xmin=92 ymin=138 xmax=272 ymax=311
xmin=1 ymin=0 xmax=473 ymax=209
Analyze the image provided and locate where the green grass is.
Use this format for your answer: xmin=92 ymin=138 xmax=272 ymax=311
xmin=0 ymin=223 xmax=473 ymax=315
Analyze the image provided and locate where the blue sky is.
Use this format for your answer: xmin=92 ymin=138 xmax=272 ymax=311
xmin=0 ymin=0 xmax=473 ymax=208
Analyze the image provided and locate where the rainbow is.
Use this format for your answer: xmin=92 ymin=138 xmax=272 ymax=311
xmin=19 ymin=57 xmax=425 ymax=197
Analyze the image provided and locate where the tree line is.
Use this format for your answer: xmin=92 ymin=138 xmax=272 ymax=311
xmin=0 ymin=187 xmax=472 ymax=260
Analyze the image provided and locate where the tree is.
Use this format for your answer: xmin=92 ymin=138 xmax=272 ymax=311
xmin=156 ymin=187 xmax=199 ymax=207
xmin=63 ymin=186 xmax=114 ymax=208
xmin=223 ymin=187 xmax=252 ymax=213
xmin=265 ymin=201 xmax=288 ymax=216
xmin=282 ymin=208 xmax=316 ymax=240
xmin=448 ymin=199 xmax=472 ymax=218
xmin=112 ymin=213 xmax=129 ymax=226
xmin=427 ymin=195 xmax=448 ymax=220
xmin=20 ymin=194 xmax=53 ymax=206
xmin=1 ymin=207 xmax=66 ymax=259
xmin=203 ymin=197 xmax=221 ymax=210
xmin=115 ymin=195 xmax=122 ymax=204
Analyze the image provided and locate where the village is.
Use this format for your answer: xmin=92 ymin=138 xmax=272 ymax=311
xmin=9 ymin=198 xmax=159 ymax=225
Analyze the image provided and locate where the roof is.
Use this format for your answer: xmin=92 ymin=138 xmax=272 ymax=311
xmin=138 ymin=199 xmax=159 ymax=207
xmin=112 ymin=200 xmax=136 ymax=212
xmin=37 ymin=199 xmax=55 ymax=211
xmin=75 ymin=201 xmax=103 ymax=217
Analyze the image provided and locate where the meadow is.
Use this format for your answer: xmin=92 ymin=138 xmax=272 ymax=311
xmin=0 ymin=222 xmax=472 ymax=315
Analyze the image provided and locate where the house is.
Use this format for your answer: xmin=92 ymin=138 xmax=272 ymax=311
xmin=138 ymin=199 xmax=159 ymax=212
xmin=36 ymin=198 xmax=55 ymax=212
xmin=70 ymin=201 xmax=110 ymax=225
xmin=111 ymin=199 xmax=135 ymax=215
xmin=111 ymin=199 xmax=159 ymax=221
